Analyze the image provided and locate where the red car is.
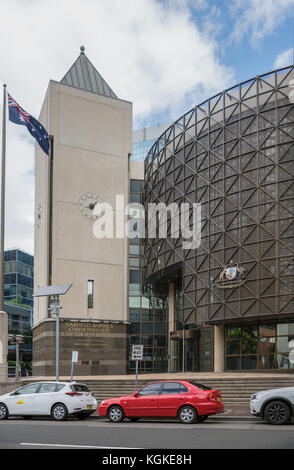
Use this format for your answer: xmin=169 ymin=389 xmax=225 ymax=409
xmin=98 ymin=380 xmax=224 ymax=424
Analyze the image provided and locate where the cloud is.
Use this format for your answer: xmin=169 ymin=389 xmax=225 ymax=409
xmin=0 ymin=105 xmax=35 ymax=253
xmin=0 ymin=0 xmax=234 ymax=253
xmin=0 ymin=0 xmax=234 ymax=124
xmin=229 ymin=0 xmax=294 ymax=46
xmin=274 ymin=49 xmax=293 ymax=68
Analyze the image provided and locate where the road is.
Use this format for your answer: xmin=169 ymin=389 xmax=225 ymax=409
xmin=0 ymin=417 xmax=294 ymax=449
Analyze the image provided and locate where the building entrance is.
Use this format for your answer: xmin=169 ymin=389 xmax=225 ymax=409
xmin=169 ymin=327 xmax=214 ymax=373
xmin=170 ymin=329 xmax=200 ymax=373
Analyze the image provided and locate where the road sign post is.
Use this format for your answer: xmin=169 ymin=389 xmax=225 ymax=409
xmin=132 ymin=345 xmax=144 ymax=391
xmin=34 ymin=284 xmax=72 ymax=381
xmin=70 ymin=350 xmax=78 ymax=382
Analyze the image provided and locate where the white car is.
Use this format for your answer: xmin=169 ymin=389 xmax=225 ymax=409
xmin=250 ymin=387 xmax=294 ymax=425
xmin=0 ymin=381 xmax=97 ymax=421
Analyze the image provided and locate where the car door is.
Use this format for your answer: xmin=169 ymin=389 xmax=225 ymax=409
xmin=126 ymin=383 xmax=162 ymax=417
xmin=6 ymin=383 xmax=40 ymax=415
xmin=34 ymin=383 xmax=64 ymax=415
xmin=157 ymin=382 xmax=188 ymax=417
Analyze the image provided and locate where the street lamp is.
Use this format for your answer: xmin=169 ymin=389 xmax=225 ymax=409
xmin=34 ymin=284 xmax=72 ymax=381
xmin=8 ymin=333 xmax=24 ymax=383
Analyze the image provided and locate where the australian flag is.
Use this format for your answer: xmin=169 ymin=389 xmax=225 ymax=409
xmin=8 ymin=93 xmax=50 ymax=155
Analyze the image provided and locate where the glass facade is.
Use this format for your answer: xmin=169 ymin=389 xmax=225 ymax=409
xmin=129 ymin=180 xmax=168 ymax=373
xmin=4 ymin=249 xmax=33 ymax=362
xmin=5 ymin=249 xmax=33 ymax=308
xmin=131 ymin=139 xmax=157 ymax=162
xmin=132 ymin=123 xmax=171 ymax=162
xmin=170 ymin=284 xmax=214 ymax=373
xmin=225 ymin=322 xmax=294 ymax=370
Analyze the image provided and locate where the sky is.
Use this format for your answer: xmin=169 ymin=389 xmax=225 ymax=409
xmin=0 ymin=0 xmax=293 ymax=254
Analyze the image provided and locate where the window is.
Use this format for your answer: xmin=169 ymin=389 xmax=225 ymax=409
xmin=88 ymin=280 xmax=94 ymax=308
xmin=161 ymin=382 xmax=180 ymax=394
xmin=14 ymin=383 xmax=40 ymax=395
xmin=55 ymin=384 xmax=65 ymax=392
xmin=70 ymin=384 xmax=89 ymax=392
xmin=179 ymin=384 xmax=188 ymax=394
xmin=138 ymin=383 xmax=162 ymax=396
xmin=189 ymin=382 xmax=212 ymax=391
xmin=38 ymin=383 xmax=58 ymax=393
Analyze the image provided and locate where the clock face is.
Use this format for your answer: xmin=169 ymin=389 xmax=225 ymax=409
xmin=78 ymin=193 xmax=105 ymax=220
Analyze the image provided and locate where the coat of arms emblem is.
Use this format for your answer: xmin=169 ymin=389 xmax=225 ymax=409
xmin=217 ymin=262 xmax=246 ymax=289
xmin=225 ymin=267 xmax=237 ymax=280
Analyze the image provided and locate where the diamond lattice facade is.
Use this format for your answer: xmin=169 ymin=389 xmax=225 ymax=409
xmin=144 ymin=67 xmax=294 ymax=371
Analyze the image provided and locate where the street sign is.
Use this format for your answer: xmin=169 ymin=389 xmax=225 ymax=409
xmin=72 ymin=351 xmax=79 ymax=363
xmin=132 ymin=345 xmax=144 ymax=392
xmin=132 ymin=345 xmax=144 ymax=361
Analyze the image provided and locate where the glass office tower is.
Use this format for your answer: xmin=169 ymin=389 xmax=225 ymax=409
xmin=5 ymin=249 xmax=33 ymax=362
xmin=128 ymin=124 xmax=171 ymax=372
xmin=132 ymin=124 xmax=171 ymax=162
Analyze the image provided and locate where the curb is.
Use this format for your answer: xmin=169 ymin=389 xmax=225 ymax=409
xmin=88 ymin=414 xmax=256 ymax=421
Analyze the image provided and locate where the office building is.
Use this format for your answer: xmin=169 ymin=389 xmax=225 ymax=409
xmin=144 ymin=66 xmax=294 ymax=371
xmin=33 ymin=50 xmax=294 ymax=374
xmin=5 ymin=248 xmax=33 ymax=362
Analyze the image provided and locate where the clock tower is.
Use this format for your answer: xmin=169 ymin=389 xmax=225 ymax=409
xmin=33 ymin=47 xmax=132 ymax=376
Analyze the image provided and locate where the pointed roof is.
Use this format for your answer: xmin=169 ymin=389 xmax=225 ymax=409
xmin=60 ymin=46 xmax=118 ymax=99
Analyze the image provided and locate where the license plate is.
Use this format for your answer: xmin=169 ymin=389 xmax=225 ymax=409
xmin=217 ymin=397 xmax=221 ymax=402
xmin=87 ymin=405 xmax=93 ymax=409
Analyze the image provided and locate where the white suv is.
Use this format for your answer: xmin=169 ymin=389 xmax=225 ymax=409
xmin=250 ymin=386 xmax=294 ymax=425
xmin=0 ymin=381 xmax=97 ymax=421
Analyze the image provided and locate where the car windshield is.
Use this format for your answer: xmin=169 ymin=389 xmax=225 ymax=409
xmin=189 ymin=382 xmax=212 ymax=391
xmin=70 ymin=384 xmax=89 ymax=392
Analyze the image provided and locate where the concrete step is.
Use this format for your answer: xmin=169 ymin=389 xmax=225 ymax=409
xmin=81 ymin=377 xmax=294 ymax=406
xmin=87 ymin=383 xmax=294 ymax=388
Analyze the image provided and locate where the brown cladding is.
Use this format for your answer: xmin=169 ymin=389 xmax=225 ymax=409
xmin=144 ymin=67 xmax=294 ymax=326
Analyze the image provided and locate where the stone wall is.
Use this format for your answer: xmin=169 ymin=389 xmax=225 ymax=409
xmin=33 ymin=318 xmax=129 ymax=376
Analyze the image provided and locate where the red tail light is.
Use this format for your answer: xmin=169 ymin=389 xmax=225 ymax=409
xmin=65 ymin=392 xmax=82 ymax=397
xmin=206 ymin=390 xmax=222 ymax=402
xmin=207 ymin=392 xmax=216 ymax=402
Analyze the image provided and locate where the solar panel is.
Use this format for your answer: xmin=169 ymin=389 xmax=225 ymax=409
xmin=33 ymin=283 xmax=73 ymax=297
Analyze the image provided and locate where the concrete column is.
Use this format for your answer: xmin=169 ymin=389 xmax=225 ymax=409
xmin=0 ymin=311 xmax=8 ymax=381
xmin=168 ymin=283 xmax=175 ymax=373
xmin=214 ymin=324 xmax=225 ymax=373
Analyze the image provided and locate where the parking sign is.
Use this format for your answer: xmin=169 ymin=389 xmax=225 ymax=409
xmin=132 ymin=345 xmax=144 ymax=361
xmin=72 ymin=351 xmax=79 ymax=363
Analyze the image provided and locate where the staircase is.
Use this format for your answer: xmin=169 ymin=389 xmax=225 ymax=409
xmin=83 ymin=376 xmax=294 ymax=405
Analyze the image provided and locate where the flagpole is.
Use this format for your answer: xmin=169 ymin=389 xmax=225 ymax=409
xmin=0 ymin=84 xmax=7 ymax=311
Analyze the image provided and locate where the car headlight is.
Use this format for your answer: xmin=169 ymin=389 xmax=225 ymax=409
xmin=251 ymin=393 xmax=262 ymax=400
xmin=100 ymin=400 xmax=105 ymax=406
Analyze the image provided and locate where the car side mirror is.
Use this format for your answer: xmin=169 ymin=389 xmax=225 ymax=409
xmin=134 ymin=391 xmax=139 ymax=397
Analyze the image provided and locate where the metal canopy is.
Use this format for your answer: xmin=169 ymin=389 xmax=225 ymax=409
xmin=60 ymin=46 xmax=118 ymax=99
xmin=34 ymin=283 xmax=73 ymax=297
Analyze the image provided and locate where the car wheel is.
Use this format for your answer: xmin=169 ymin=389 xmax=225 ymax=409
xmin=51 ymin=403 xmax=68 ymax=421
xmin=108 ymin=405 xmax=124 ymax=423
xmin=196 ymin=415 xmax=208 ymax=423
xmin=178 ymin=406 xmax=196 ymax=424
xmin=128 ymin=417 xmax=140 ymax=422
xmin=264 ymin=401 xmax=291 ymax=425
xmin=0 ymin=403 xmax=8 ymax=420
